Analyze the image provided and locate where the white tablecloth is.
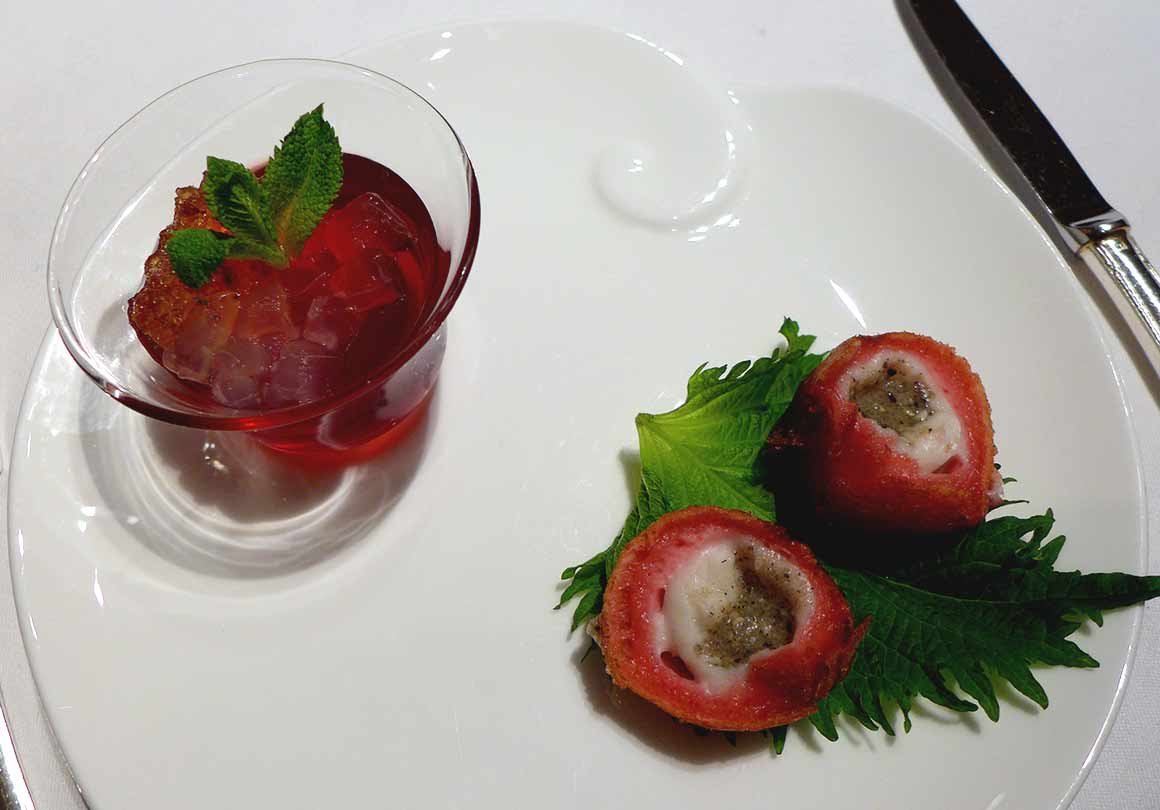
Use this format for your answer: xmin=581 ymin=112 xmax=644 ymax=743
xmin=2 ymin=1 xmax=1158 ymax=807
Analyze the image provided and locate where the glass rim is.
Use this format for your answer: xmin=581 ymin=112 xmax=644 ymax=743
xmin=47 ymin=57 xmax=481 ymax=432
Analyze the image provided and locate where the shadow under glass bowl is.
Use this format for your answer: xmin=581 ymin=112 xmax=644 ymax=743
xmin=47 ymin=58 xmax=480 ymax=459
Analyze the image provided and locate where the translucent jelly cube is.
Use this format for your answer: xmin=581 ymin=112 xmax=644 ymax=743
xmin=335 ymin=252 xmax=405 ymax=313
xmin=302 ymin=296 xmax=362 ymax=352
xmin=209 ymin=337 xmax=273 ymax=409
xmin=322 ymin=192 xmax=415 ymax=262
xmin=235 ymin=279 xmax=299 ymax=343
xmin=161 ymin=292 xmax=240 ymax=383
xmin=264 ymin=339 xmax=342 ymax=408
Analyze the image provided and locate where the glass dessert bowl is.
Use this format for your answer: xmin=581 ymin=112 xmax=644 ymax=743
xmin=48 ymin=59 xmax=480 ymax=463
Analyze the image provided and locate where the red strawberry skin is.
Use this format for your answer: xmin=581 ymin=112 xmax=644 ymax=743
xmin=593 ymin=507 xmax=867 ymax=732
xmin=777 ymin=332 xmax=1000 ymax=536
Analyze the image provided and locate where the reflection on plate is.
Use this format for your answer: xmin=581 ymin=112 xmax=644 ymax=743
xmin=84 ymin=390 xmax=434 ymax=578
xmin=8 ymin=21 xmax=1143 ymax=810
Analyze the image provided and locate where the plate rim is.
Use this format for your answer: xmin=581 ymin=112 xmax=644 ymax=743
xmin=5 ymin=21 xmax=1153 ymax=810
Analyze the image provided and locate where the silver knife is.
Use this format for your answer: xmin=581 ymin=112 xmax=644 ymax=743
xmin=902 ymin=0 xmax=1160 ymax=377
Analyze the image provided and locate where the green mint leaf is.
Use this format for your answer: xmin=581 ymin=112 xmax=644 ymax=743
xmin=164 ymin=228 xmax=232 ymax=289
xmin=557 ymin=319 xmax=824 ymax=629
xmin=202 ymin=157 xmax=286 ymax=266
xmin=226 ymin=237 xmax=291 ymax=267
xmin=263 ymin=104 xmax=343 ymax=257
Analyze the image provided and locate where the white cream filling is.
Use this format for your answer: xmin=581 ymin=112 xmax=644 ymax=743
xmin=654 ymin=532 xmax=814 ymax=693
xmin=844 ymin=350 xmax=964 ymax=474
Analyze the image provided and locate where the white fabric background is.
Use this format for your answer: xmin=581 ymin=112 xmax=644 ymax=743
xmin=1 ymin=1 xmax=1158 ymax=808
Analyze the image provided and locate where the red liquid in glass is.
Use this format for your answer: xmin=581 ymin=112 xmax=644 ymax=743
xmin=128 ymin=154 xmax=450 ymax=462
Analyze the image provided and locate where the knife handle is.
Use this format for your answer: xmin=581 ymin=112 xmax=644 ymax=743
xmin=1079 ymin=227 xmax=1160 ymax=378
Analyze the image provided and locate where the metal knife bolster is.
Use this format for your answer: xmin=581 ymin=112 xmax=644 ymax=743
xmin=1071 ymin=220 xmax=1160 ymax=371
xmin=1064 ymin=209 xmax=1129 ymax=250
xmin=1070 ymin=213 xmax=1160 ymax=373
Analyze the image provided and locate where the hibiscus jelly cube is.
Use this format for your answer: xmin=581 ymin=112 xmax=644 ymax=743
xmin=263 ymin=339 xmax=342 ymax=408
xmin=283 ymin=234 xmax=338 ymax=318
xmin=339 ymin=252 xmax=405 ymax=313
xmin=208 ymin=337 xmax=275 ymax=409
xmin=324 ymin=192 xmax=415 ymax=264
xmin=303 ymin=296 xmax=362 ymax=352
xmin=235 ymin=279 xmax=299 ymax=343
xmin=161 ymin=292 xmax=240 ymax=383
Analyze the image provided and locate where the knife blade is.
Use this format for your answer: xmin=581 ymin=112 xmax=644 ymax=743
xmin=902 ymin=0 xmax=1160 ymax=379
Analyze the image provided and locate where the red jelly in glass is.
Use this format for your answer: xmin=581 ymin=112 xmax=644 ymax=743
xmin=128 ymin=154 xmax=450 ymax=462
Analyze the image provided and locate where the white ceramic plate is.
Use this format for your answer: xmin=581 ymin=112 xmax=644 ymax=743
xmin=8 ymin=21 xmax=1144 ymax=810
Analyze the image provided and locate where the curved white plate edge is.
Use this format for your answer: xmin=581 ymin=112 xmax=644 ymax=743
xmin=1 ymin=19 xmax=1150 ymax=810
xmin=4 ymin=333 xmax=90 ymax=809
xmin=790 ymin=71 xmax=1153 ymax=810
xmin=348 ymin=22 xmax=1154 ymax=810
xmin=341 ymin=17 xmax=742 ymax=140
xmin=344 ymin=14 xmax=706 ymax=64
xmin=730 ymin=83 xmax=1150 ymax=810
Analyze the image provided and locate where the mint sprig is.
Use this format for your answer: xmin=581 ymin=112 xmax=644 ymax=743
xmin=264 ymin=105 xmax=344 ymax=257
xmin=557 ymin=319 xmax=1160 ymax=747
xmin=164 ymin=228 xmax=231 ymax=289
xmin=164 ymin=104 xmax=343 ymax=288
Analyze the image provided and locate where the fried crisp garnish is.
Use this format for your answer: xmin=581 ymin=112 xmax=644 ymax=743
xmin=127 ymin=185 xmax=238 ymax=362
